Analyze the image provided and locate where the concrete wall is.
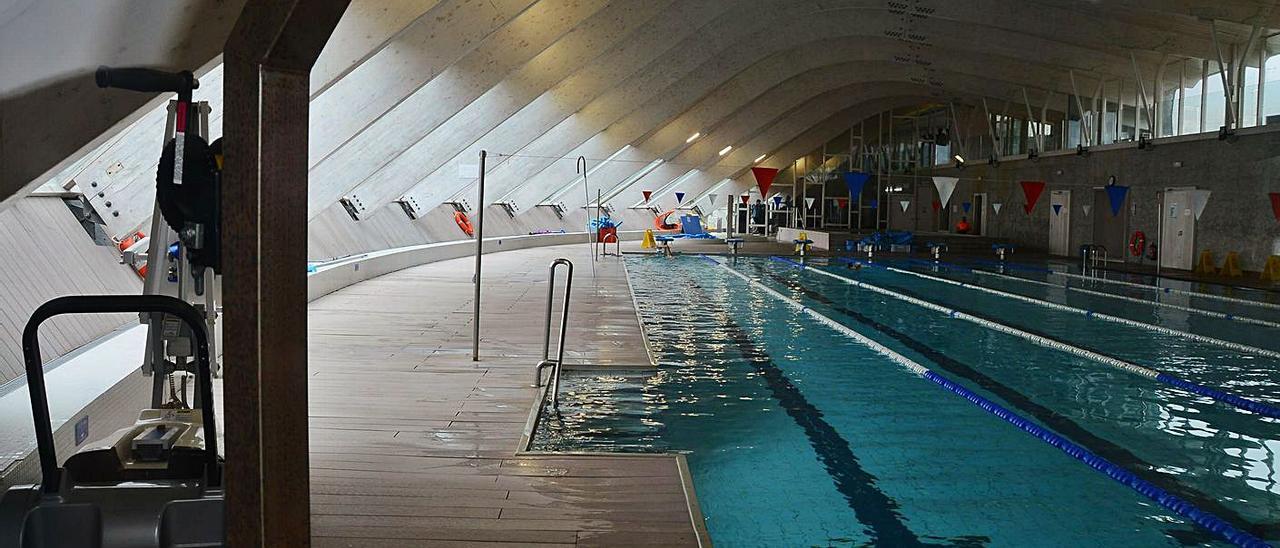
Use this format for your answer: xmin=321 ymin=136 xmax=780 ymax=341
xmin=927 ymin=129 xmax=1280 ymax=271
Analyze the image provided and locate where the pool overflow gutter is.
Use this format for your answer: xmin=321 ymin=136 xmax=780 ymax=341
xmin=699 ymin=255 xmax=1270 ymax=548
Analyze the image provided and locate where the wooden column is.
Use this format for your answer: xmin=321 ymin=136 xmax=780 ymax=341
xmin=221 ymin=2 xmax=348 ymax=546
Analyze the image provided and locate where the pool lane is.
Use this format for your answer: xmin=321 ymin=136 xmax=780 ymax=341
xmin=741 ymin=258 xmax=1280 ymax=535
xmin=746 ymin=263 xmax=1256 ymax=543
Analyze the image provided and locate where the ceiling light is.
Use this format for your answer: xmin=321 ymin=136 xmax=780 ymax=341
xmin=686 ymin=132 xmax=701 ymax=143
xmin=718 ymin=146 xmax=733 ymax=156
xmin=754 ymin=154 xmax=767 ymax=163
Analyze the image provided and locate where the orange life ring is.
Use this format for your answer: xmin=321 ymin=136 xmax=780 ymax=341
xmin=654 ymin=210 xmax=681 ymax=232
xmin=454 ymin=211 xmax=474 ymax=236
xmin=117 ymin=231 xmax=145 ymax=252
xmin=1129 ymin=230 xmax=1146 ymax=257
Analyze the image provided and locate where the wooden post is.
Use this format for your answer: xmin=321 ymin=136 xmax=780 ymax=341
xmin=221 ymin=2 xmax=348 ymax=546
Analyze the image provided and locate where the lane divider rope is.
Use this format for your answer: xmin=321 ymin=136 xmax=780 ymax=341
xmin=839 ymin=258 xmax=1280 ymax=361
xmin=704 ymin=255 xmax=1269 ymax=548
xmin=771 ymin=256 xmax=1280 ymax=420
xmin=947 ymin=261 xmax=1280 ymax=329
xmin=979 ymin=258 xmax=1280 ymax=312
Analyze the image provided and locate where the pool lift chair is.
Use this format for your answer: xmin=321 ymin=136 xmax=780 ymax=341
xmin=0 ymin=295 xmax=224 ymax=547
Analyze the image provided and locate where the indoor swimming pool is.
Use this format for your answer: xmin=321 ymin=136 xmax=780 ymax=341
xmin=530 ymin=255 xmax=1280 ymax=547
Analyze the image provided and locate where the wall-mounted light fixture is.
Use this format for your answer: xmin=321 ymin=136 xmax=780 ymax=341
xmin=686 ymin=132 xmax=701 ymax=143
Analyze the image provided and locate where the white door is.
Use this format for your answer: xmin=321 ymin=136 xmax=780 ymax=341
xmin=1049 ymin=190 xmax=1071 ymax=256
xmin=1160 ymin=189 xmax=1195 ymax=270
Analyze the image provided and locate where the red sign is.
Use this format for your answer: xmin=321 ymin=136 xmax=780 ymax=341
xmin=1020 ymin=181 xmax=1046 ymax=214
xmin=836 ymin=198 xmax=848 ymax=208
xmin=751 ymin=167 xmax=779 ymax=197
xmin=1270 ymin=192 xmax=1280 ymax=222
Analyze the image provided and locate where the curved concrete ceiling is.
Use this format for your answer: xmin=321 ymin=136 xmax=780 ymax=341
xmin=3 ymin=0 xmax=1276 ymax=256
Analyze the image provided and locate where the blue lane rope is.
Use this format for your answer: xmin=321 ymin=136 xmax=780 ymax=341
xmin=922 ymin=370 xmax=1270 ymax=548
xmin=714 ymin=256 xmax=1271 ymax=547
xmin=781 ymin=256 xmax=1280 ymax=421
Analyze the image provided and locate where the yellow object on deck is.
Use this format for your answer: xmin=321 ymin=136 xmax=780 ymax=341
xmin=1193 ymin=250 xmax=1215 ymax=275
xmin=1261 ymin=255 xmax=1280 ymax=283
xmin=1220 ymin=251 xmax=1243 ymax=278
xmin=640 ymin=229 xmax=656 ymax=249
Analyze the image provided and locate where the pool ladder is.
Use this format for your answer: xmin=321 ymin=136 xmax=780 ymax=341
xmin=1081 ymin=244 xmax=1108 ymax=274
xmin=533 ymin=258 xmax=573 ymax=408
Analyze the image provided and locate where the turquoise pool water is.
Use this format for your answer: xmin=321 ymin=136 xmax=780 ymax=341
xmin=530 ymin=256 xmax=1280 ymax=547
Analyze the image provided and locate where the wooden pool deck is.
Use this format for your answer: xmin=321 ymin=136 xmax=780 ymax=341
xmin=304 ymin=244 xmax=706 ymax=547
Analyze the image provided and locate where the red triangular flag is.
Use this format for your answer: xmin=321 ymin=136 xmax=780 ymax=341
xmin=642 ymin=190 xmax=653 ymax=203
xmin=931 ymin=200 xmax=941 ymax=212
xmin=751 ymin=167 xmax=779 ymax=197
xmin=1270 ymin=192 xmax=1280 ymax=222
xmin=740 ymin=195 xmax=750 ymax=205
xmin=1020 ymin=181 xmax=1046 ymax=214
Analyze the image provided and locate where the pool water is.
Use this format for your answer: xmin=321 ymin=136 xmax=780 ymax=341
xmin=530 ymin=256 xmax=1280 ymax=547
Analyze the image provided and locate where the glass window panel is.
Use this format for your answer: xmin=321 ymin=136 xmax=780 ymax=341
xmin=1243 ymin=64 xmax=1259 ymax=127
xmin=1204 ymin=61 xmax=1226 ymax=131
xmin=1182 ymin=60 xmax=1203 ymax=134
xmin=1264 ymin=53 xmax=1280 ymax=121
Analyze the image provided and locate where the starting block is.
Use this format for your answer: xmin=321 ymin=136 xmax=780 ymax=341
xmin=655 ymin=235 xmax=675 ymax=257
xmin=726 ymin=237 xmax=744 ymax=255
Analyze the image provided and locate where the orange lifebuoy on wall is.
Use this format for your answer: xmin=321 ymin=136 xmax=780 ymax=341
xmin=1129 ymin=230 xmax=1146 ymax=257
xmin=454 ymin=211 xmax=475 ymax=236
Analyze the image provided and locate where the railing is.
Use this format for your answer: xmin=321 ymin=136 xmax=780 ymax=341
xmin=1081 ymin=244 xmax=1108 ymax=273
xmin=533 ymin=258 xmax=573 ymax=409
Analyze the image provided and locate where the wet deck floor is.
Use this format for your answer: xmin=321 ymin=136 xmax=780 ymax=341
xmin=304 ymin=244 xmax=705 ymax=547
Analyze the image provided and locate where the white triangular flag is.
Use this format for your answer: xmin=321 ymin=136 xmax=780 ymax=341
xmin=804 ymin=197 xmax=815 ymax=210
xmin=1189 ymin=189 xmax=1211 ymax=220
xmin=899 ymin=200 xmax=911 ymax=212
xmin=932 ymin=176 xmax=959 ymax=208
xmin=1082 ymin=204 xmax=1092 ymax=217
xmin=991 ymin=202 xmax=1003 ymax=215
xmin=708 ymin=193 xmax=718 ymax=206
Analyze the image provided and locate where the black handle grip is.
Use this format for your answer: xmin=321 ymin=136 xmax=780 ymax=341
xmin=95 ymin=66 xmax=197 ymax=94
xmin=22 ymin=295 xmax=220 ymax=491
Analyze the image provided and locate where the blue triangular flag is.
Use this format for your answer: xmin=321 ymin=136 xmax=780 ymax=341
xmin=843 ymin=171 xmax=870 ymax=198
xmin=962 ymin=202 xmax=972 ymax=213
xmin=1105 ymin=185 xmax=1129 ymax=216
xmin=869 ymin=199 xmax=878 ymax=209
xmin=1052 ymin=204 xmax=1063 ymax=215
xmin=772 ymin=195 xmax=783 ymax=207
xmin=675 ymin=192 xmax=685 ymax=204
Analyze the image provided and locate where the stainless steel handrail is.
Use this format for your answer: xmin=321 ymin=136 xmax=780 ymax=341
xmin=533 ymin=258 xmax=573 ymax=409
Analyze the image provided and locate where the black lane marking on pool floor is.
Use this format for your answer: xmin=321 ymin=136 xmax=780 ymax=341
xmin=678 ymin=278 xmax=975 ymax=547
xmin=752 ymin=264 xmax=1270 ymax=541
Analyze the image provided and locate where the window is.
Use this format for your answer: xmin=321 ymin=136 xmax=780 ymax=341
xmin=1181 ymin=60 xmax=1204 ymax=135
xmin=1204 ymin=63 xmax=1227 ymax=131
xmin=1264 ymin=53 xmax=1280 ymax=122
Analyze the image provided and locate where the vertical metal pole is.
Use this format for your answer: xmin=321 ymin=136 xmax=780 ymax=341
xmin=551 ymin=260 xmax=573 ymax=409
xmin=577 ymin=156 xmax=596 ymax=277
xmin=472 ymin=150 xmax=486 ymax=362
xmin=1156 ymin=189 xmax=1164 ymax=279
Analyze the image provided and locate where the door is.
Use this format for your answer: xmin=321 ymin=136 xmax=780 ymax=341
xmin=972 ymin=193 xmax=987 ymax=236
xmin=1160 ymin=188 xmax=1195 ymax=270
xmin=1092 ymin=187 xmax=1128 ymax=260
xmin=1049 ymin=190 xmax=1071 ymax=256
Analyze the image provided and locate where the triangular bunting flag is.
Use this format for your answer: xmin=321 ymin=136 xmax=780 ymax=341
xmin=992 ymin=202 xmax=1003 ymax=215
xmin=675 ymin=191 xmax=685 ymax=204
xmin=1105 ymin=185 xmax=1129 ymax=216
xmin=932 ymin=176 xmax=959 ymax=208
xmin=931 ymin=200 xmax=941 ymax=213
xmin=642 ymin=190 xmax=652 ymax=203
xmin=961 ymin=202 xmax=972 ymax=214
xmin=751 ymin=167 xmax=779 ymax=197
xmin=843 ymin=171 xmax=871 ymax=198
xmin=869 ymin=199 xmax=878 ymax=209
xmin=772 ymin=195 xmax=784 ymax=208
xmin=1082 ymin=204 xmax=1092 ymax=217
xmin=1052 ymin=204 xmax=1063 ymax=215
xmin=1270 ymin=192 xmax=1280 ymax=222
xmin=899 ymin=200 xmax=911 ymax=212
xmin=708 ymin=193 xmax=718 ymax=206
xmin=804 ymin=197 xmax=816 ymax=210
xmin=740 ymin=195 xmax=750 ymax=205
xmin=1189 ymin=189 xmax=1211 ymax=220
xmin=1020 ymin=181 xmax=1046 ymax=214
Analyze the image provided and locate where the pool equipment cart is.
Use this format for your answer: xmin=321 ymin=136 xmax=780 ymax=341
xmin=533 ymin=259 xmax=574 ymax=409
xmin=0 ymin=295 xmax=223 ymax=547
